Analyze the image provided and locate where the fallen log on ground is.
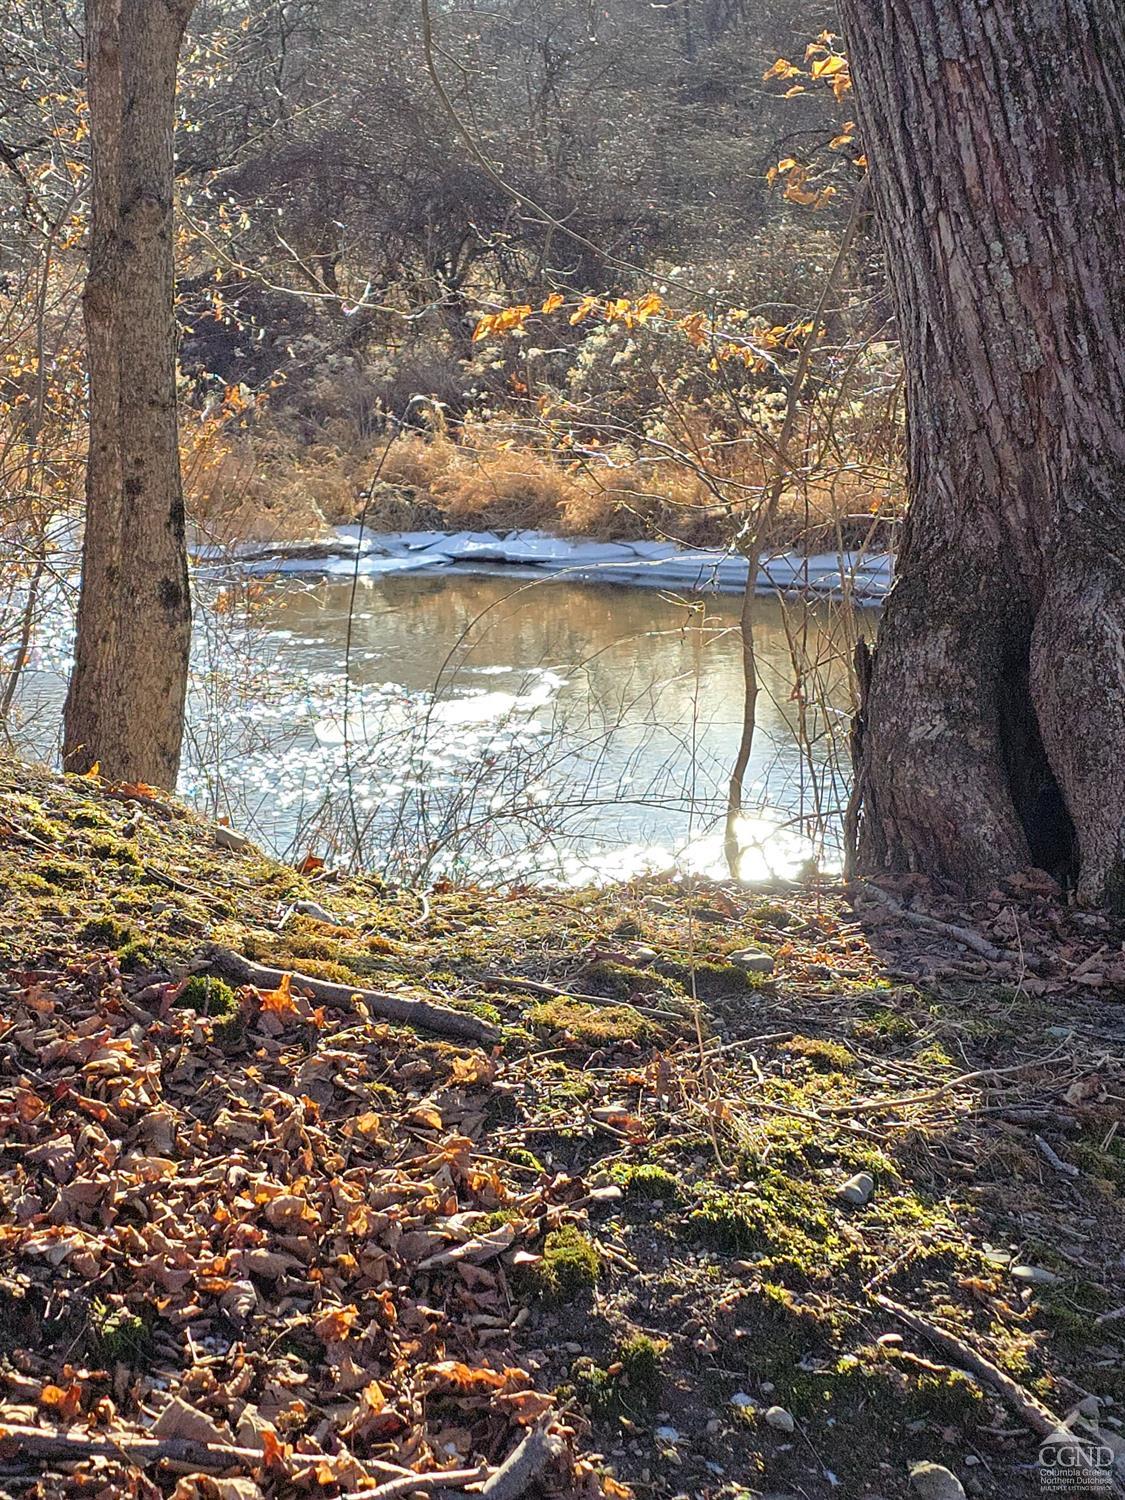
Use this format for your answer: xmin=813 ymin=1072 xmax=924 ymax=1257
xmin=199 ymin=944 xmax=500 ymax=1047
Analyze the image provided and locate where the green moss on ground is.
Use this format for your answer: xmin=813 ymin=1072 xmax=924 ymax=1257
xmin=786 ymin=1035 xmax=858 ymax=1073
xmin=78 ymin=915 xmax=138 ymax=950
xmin=90 ymin=1301 xmax=152 ymax=1366
xmin=520 ymin=1225 xmax=601 ymax=1302
xmin=571 ymin=1332 xmax=668 ymax=1419
xmin=175 ymin=975 xmax=240 ymax=1018
xmin=610 ymin=1163 xmax=682 ymax=1201
xmin=688 ymin=1172 xmax=846 ymax=1278
xmin=528 ymin=997 xmax=655 ymax=1046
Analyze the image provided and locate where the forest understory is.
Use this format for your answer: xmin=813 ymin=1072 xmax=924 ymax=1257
xmin=1 ymin=761 xmax=1123 ymax=1500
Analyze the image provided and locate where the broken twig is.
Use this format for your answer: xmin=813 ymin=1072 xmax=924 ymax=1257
xmin=853 ymin=881 xmax=1042 ymax=970
xmin=338 ymin=1466 xmax=489 ymax=1500
xmin=0 ymin=1423 xmax=267 ymax=1475
xmin=479 ymin=1422 xmax=565 ymax=1500
xmin=874 ymin=1294 xmax=1058 ymax=1439
xmin=201 ymin=945 xmax=499 ymax=1046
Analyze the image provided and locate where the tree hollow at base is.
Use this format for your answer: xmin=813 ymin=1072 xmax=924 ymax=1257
xmin=855 ymin=554 xmax=1125 ymax=907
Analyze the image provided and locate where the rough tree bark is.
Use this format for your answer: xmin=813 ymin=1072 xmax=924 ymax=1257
xmin=837 ymin=0 xmax=1125 ymax=905
xmin=63 ymin=0 xmax=196 ymax=787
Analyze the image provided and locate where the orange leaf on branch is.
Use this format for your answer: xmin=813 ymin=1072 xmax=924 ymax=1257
xmin=762 ymin=57 xmax=800 ymax=81
xmin=810 ymin=53 xmax=847 ymax=79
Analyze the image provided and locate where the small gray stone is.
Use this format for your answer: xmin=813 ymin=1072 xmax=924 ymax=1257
xmin=1011 ymin=1264 xmax=1061 ymax=1286
xmin=214 ymin=825 xmax=250 ymax=853
xmin=729 ymin=948 xmax=775 ymax=974
xmin=763 ymin=1405 xmax=795 ymax=1432
xmin=837 ymin=1171 xmax=875 ymax=1206
xmin=1078 ymin=1394 xmax=1101 ymax=1417
xmin=294 ymin=898 xmax=342 ymax=925
xmin=909 ymin=1461 xmax=966 ymax=1500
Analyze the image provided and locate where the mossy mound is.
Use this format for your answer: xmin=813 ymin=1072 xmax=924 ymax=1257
xmin=610 ymin=1163 xmax=682 ymax=1201
xmin=528 ymin=1225 xmax=601 ymax=1301
xmin=528 ymin=997 xmax=656 ymax=1047
xmin=174 ymin=975 xmax=240 ymax=1018
xmin=571 ymin=1332 xmax=668 ymax=1419
xmin=89 ymin=1301 xmax=152 ymax=1367
xmin=786 ymin=1034 xmax=858 ymax=1073
xmin=688 ymin=1173 xmax=845 ymax=1278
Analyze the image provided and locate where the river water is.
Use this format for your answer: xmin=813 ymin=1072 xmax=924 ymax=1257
xmin=175 ymin=568 xmax=867 ymax=884
xmin=13 ymin=566 xmax=868 ymax=883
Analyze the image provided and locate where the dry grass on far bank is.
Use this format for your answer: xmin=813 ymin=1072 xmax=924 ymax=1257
xmin=186 ymin=418 xmax=905 ymax=555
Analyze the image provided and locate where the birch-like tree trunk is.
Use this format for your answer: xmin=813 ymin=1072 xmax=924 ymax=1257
xmin=64 ymin=0 xmax=196 ymax=787
xmin=838 ymin=0 xmax=1125 ymax=905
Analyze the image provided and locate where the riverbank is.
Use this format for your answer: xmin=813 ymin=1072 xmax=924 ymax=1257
xmin=225 ymin=526 xmax=893 ymax=603
xmin=2 ymin=758 xmax=1123 ymax=1499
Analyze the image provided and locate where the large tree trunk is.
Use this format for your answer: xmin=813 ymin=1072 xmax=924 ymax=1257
xmin=837 ymin=0 xmax=1125 ymax=905
xmin=63 ymin=0 xmax=196 ymax=787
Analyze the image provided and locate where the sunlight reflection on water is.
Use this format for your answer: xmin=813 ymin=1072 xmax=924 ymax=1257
xmin=558 ymin=812 xmax=815 ymax=888
xmin=14 ymin=567 xmax=867 ymax=886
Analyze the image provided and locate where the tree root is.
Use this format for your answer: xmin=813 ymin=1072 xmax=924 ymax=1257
xmin=852 ymin=880 xmax=1043 ymax=970
xmin=199 ymin=944 xmax=500 ymax=1047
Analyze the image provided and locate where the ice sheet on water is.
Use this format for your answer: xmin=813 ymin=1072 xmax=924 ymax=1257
xmin=344 ymin=529 xmax=460 ymax=555
xmin=513 ymin=535 xmax=641 ymax=565
xmin=243 ymin=552 xmax=444 ymax=577
xmin=620 ymin=540 xmax=686 ymax=561
xmin=407 ymin=530 xmax=512 ymax=561
xmin=314 ymin=526 xmax=896 ymax=600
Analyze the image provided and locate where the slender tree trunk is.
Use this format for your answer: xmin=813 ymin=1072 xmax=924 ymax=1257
xmin=837 ymin=0 xmax=1125 ymax=905
xmin=64 ymin=0 xmax=196 ymax=787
